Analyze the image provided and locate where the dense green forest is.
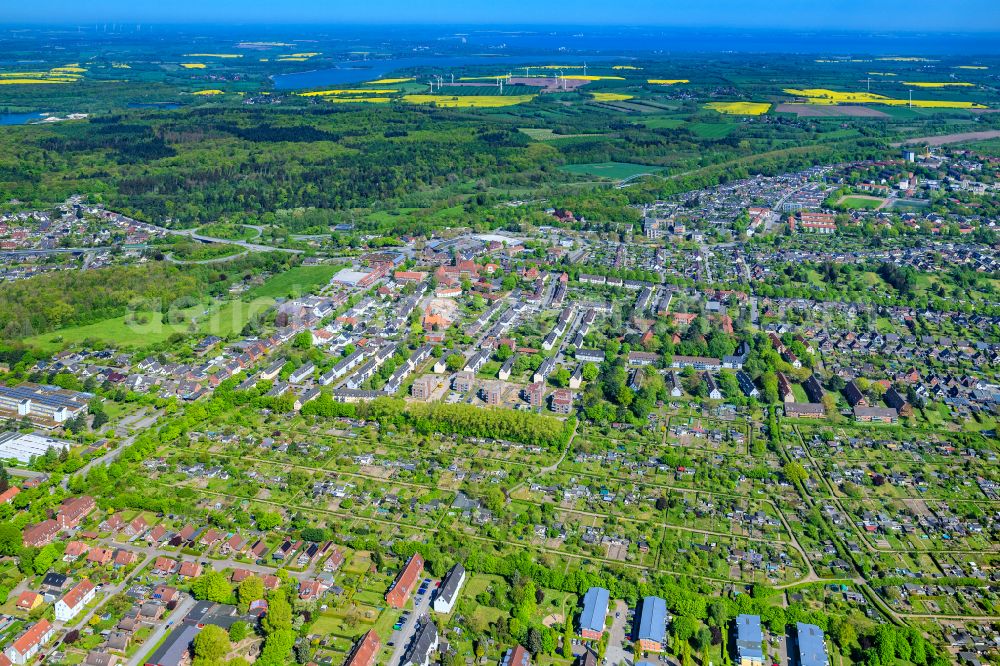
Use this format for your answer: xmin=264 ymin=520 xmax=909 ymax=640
xmin=0 ymin=100 xmax=913 ymax=233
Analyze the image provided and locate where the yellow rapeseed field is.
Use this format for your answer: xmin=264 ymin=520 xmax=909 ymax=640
xmin=192 ymin=89 xmax=225 ymax=95
xmin=706 ymin=101 xmax=771 ymax=115
xmin=0 ymin=78 xmax=75 ymax=85
xmin=402 ymin=94 xmax=536 ymax=108
xmin=648 ymin=79 xmax=689 ymax=85
xmin=0 ymin=65 xmax=85 ymax=85
xmin=181 ymin=63 xmax=207 ymax=69
xmin=366 ymin=78 xmax=415 ymax=84
xmin=902 ymin=81 xmax=974 ymax=88
xmin=783 ymin=88 xmax=986 ymax=109
xmin=324 ymin=97 xmax=393 ymax=104
xmin=591 ymin=92 xmax=633 ymax=102
xmin=957 ymin=66 xmax=988 ymax=70
xmin=557 ymin=75 xmax=624 ymax=81
xmin=300 ymin=89 xmax=398 ymax=96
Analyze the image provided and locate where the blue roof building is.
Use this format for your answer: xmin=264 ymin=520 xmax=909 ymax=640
xmin=735 ymin=614 xmax=764 ymax=666
xmin=796 ymin=622 xmax=829 ymax=666
xmin=635 ymin=596 xmax=668 ymax=651
xmin=579 ymin=587 xmax=610 ymax=638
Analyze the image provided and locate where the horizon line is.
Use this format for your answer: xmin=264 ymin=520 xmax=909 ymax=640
xmin=3 ymin=22 xmax=1000 ymax=33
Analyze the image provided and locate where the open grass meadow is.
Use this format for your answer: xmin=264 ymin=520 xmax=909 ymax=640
xmin=248 ymin=264 xmax=341 ymax=298
xmin=559 ymin=161 xmax=667 ymax=180
xmin=22 ymin=295 xmax=276 ymax=353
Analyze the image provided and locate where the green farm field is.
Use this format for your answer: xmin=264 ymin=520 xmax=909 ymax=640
xmin=559 ymin=161 xmax=667 ymax=180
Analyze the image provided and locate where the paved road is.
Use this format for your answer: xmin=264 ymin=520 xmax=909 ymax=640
xmin=139 ymin=222 xmax=303 ymax=254
xmin=128 ymin=594 xmax=198 ymax=666
xmin=48 ymin=550 xmax=155 ymax=655
xmin=605 ymin=599 xmax=630 ymax=666
xmin=387 ymin=581 xmax=434 ymax=666
xmin=164 ymin=250 xmax=250 ymax=264
xmin=63 ymin=409 xmax=163 ymax=490
xmin=7 ymin=468 xmax=47 ymax=481
xmin=98 ymin=536 xmax=314 ymax=582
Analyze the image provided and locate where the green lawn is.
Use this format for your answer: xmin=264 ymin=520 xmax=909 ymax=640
xmin=248 ymin=265 xmax=341 ymax=299
xmin=838 ymin=195 xmax=884 ymax=209
xmin=22 ymin=296 xmax=273 ymax=353
xmin=23 ymin=310 xmax=195 ymax=353
xmin=559 ymin=161 xmax=666 ymax=180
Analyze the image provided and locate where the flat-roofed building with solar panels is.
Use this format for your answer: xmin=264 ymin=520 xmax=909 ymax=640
xmin=0 ymin=432 xmax=73 ymax=463
xmin=579 ymin=587 xmax=610 ymax=640
xmin=735 ymin=614 xmax=764 ymax=666
xmin=796 ymin=622 xmax=829 ymax=666
xmin=0 ymin=383 xmax=90 ymax=428
xmin=635 ymin=596 xmax=668 ymax=652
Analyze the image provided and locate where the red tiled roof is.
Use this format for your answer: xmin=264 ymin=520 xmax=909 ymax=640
xmin=346 ymin=630 xmax=381 ymax=666
xmin=10 ymin=619 xmax=51 ymax=656
xmin=16 ymin=591 xmax=40 ymax=609
xmin=60 ymin=580 xmax=95 ymax=611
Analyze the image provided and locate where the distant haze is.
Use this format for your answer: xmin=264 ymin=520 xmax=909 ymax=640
xmin=5 ymin=0 xmax=1000 ymax=32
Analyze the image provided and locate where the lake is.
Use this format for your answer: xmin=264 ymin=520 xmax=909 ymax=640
xmin=0 ymin=112 xmax=46 ymax=126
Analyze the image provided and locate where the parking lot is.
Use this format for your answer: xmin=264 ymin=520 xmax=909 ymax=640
xmin=386 ymin=576 xmax=437 ymax=666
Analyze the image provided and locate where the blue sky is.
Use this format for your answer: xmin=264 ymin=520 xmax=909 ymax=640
xmin=7 ymin=0 xmax=999 ymax=31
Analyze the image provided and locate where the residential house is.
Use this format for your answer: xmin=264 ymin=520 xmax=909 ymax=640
xmin=433 ymin=563 xmax=466 ymax=614
xmin=386 ymin=554 xmax=424 ymax=609
xmin=57 ymin=496 xmax=96 ymax=529
xmin=345 ymin=629 xmax=381 ymax=666
xmin=4 ymin=619 xmax=54 ymax=665
xmin=55 ymin=580 xmax=96 ymax=622
xmin=15 ymin=591 xmax=42 ymax=612
xmin=23 ymin=519 xmax=59 ymax=547
xmin=178 ymin=561 xmax=202 ymax=578
xmin=87 ymin=547 xmax=113 ymax=566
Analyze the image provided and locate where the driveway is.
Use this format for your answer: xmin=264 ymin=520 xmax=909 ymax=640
xmin=386 ymin=577 xmax=435 ymax=666
xmin=605 ymin=599 xmax=630 ymax=666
